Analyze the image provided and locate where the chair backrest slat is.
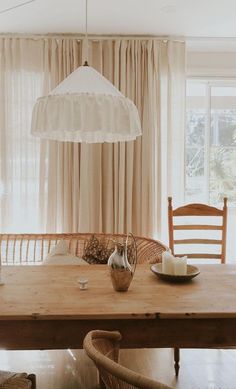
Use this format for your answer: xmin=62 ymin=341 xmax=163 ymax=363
xmin=174 ymin=239 xmax=222 ymax=245
xmin=177 ymin=253 xmax=222 ymax=259
xmin=174 ymin=224 xmax=223 ymax=230
xmin=173 ymin=204 xmax=223 ymax=217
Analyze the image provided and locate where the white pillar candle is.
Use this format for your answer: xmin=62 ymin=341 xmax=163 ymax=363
xmin=173 ymin=256 xmax=187 ymax=275
xmin=162 ymin=251 xmax=174 ymax=275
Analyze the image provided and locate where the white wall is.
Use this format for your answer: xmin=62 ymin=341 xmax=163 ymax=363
xmin=186 ymin=40 xmax=236 ymax=78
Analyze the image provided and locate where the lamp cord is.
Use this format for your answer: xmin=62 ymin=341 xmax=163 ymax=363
xmin=84 ymin=0 xmax=89 ymax=66
xmin=0 ymin=0 xmax=36 ymax=15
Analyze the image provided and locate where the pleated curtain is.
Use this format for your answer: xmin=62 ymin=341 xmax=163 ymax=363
xmin=0 ymin=36 xmax=185 ymax=240
xmin=0 ymin=37 xmax=45 ymax=232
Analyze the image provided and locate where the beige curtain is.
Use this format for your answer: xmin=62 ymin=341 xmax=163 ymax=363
xmin=0 ymin=38 xmax=45 ymax=232
xmin=38 ymin=38 xmax=83 ymax=232
xmin=0 ymin=37 xmax=82 ymax=233
xmin=0 ymin=36 xmax=185 ymax=239
xmin=157 ymin=41 xmax=186 ymax=241
xmin=81 ymin=40 xmax=156 ymax=235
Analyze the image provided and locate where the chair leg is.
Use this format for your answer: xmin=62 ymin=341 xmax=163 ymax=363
xmin=27 ymin=374 xmax=36 ymax=389
xmin=174 ymin=348 xmax=180 ymax=376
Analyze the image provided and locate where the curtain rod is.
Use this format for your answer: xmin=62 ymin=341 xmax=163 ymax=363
xmin=186 ymin=36 xmax=236 ymax=42
xmin=0 ymin=33 xmax=236 ymax=42
xmin=0 ymin=32 xmax=184 ymax=42
xmin=188 ymin=75 xmax=236 ymax=80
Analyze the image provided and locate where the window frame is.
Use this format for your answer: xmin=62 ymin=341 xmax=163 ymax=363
xmin=185 ymin=78 xmax=236 ymax=206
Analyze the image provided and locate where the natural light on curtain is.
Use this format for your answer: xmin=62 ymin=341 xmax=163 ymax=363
xmin=0 ymin=38 xmax=45 ymax=232
xmin=0 ymin=37 xmax=83 ymax=233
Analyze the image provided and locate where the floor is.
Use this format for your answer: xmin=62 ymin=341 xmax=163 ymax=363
xmin=0 ymin=348 xmax=236 ymax=389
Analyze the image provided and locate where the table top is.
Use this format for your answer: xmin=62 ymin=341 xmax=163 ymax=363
xmin=0 ymin=264 xmax=236 ymax=320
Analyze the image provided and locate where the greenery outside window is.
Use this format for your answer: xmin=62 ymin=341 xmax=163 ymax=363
xmin=185 ymin=80 xmax=236 ymax=206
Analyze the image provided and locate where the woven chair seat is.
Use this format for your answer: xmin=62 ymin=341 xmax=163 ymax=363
xmin=0 ymin=371 xmax=32 ymax=389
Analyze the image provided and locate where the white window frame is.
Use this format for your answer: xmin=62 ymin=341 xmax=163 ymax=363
xmin=185 ymin=78 xmax=236 ymax=206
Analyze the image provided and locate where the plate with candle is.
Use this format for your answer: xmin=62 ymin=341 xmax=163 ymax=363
xmin=150 ymin=251 xmax=200 ymax=282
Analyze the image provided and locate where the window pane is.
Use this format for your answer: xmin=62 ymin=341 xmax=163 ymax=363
xmin=210 ymin=86 xmax=236 ymax=205
xmin=185 ymin=82 xmax=207 ymax=202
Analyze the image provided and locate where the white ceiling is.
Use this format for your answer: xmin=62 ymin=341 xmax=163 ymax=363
xmin=1 ymin=0 xmax=236 ymax=39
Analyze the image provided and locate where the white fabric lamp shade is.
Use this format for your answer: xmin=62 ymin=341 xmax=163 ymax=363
xmin=31 ymin=65 xmax=142 ymax=143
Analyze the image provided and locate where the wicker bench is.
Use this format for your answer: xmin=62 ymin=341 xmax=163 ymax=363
xmin=0 ymin=233 xmax=167 ymax=265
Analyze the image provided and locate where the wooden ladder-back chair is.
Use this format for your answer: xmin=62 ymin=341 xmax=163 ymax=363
xmin=168 ymin=196 xmax=228 ymax=376
xmin=168 ymin=197 xmax=227 ymax=263
xmin=83 ymin=330 xmax=172 ymax=389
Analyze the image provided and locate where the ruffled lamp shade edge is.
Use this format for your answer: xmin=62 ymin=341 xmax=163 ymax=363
xmin=31 ymin=92 xmax=142 ymax=143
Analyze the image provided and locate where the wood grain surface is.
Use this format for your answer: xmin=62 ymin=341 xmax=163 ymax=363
xmin=0 ymin=264 xmax=236 ymax=320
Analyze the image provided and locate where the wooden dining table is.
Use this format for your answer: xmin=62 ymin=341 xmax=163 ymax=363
xmin=0 ymin=264 xmax=236 ymax=351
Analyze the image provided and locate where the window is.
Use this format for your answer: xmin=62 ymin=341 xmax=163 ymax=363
xmin=185 ymin=80 xmax=236 ymax=206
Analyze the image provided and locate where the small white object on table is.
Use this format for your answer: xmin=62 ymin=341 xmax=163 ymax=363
xmin=78 ymin=278 xmax=88 ymax=290
xmin=162 ymin=251 xmax=187 ymax=275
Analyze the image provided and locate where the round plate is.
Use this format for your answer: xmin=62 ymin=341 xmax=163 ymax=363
xmin=150 ymin=263 xmax=200 ymax=283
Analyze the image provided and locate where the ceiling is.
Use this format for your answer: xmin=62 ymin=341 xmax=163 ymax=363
xmin=1 ymin=0 xmax=236 ymax=39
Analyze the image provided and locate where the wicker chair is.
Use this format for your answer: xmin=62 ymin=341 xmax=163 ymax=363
xmin=0 ymin=233 xmax=167 ymax=265
xmin=83 ymin=330 xmax=172 ymax=389
xmin=0 ymin=371 xmax=36 ymax=388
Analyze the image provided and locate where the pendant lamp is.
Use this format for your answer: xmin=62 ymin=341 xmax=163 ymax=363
xmin=31 ymin=0 xmax=142 ymax=143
